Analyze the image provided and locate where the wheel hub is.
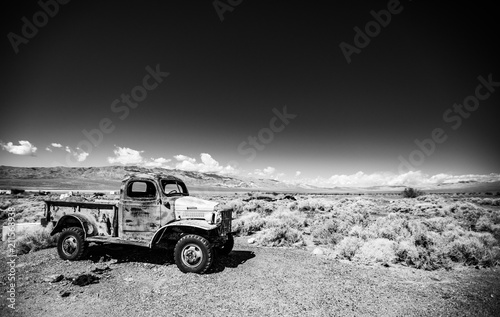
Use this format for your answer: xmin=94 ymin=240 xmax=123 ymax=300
xmin=182 ymin=245 xmax=203 ymax=267
xmin=62 ymin=236 xmax=77 ymax=256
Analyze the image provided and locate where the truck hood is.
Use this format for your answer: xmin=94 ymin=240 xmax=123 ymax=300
xmin=174 ymin=196 xmax=218 ymax=211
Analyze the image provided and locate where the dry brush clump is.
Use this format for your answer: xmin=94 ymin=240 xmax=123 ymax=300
xmin=254 ymin=226 xmax=304 ymax=247
xmin=402 ymin=187 xmax=424 ymax=198
xmin=232 ymin=195 xmax=500 ymax=270
xmin=16 ymin=230 xmax=59 ymax=255
xmin=333 ymin=207 xmax=500 ymax=270
xmin=233 ymin=206 xmax=308 ymax=246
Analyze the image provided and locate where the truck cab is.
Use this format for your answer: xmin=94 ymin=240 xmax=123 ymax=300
xmin=45 ymin=173 xmax=233 ymax=274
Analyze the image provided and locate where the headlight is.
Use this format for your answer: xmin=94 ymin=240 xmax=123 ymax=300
xmin=204 ymin=211 xmax=222 ymax=224
xmin=214 ymin=211 xmax=222 ymax=224
xmin=204 ymin=212 xmax=214 ymax=224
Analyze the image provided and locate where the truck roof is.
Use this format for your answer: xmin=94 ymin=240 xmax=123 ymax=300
xmin=122 ymin=172 xmax=184 ymax=183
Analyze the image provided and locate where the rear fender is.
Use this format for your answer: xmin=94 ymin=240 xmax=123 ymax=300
xmin=51 ymin=214 xmax=99 ymax=238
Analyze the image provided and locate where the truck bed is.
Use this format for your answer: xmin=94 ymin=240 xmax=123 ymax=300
xmin=44 ymin=200 xmax=118 ymax=210
xmin=43 ymin=200 xmax=119 ymax=237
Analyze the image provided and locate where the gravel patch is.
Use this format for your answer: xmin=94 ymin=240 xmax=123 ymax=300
xmin=1 ymin=237 xmax=499 ymax=317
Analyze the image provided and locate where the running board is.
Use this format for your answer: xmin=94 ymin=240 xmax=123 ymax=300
xmin=86 ymin=236 xmax=150 ymax=248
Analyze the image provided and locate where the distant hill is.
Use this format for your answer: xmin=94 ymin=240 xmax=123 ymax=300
xmin=0 ymin=165 xmax=312 ymax=192
xmin=1 ymin=166 xmax=499 ymax=194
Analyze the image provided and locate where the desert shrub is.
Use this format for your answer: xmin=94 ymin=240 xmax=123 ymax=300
xmin=478 ymin=198 xmax=494 ymax=206
xmin=265 ymin=208 xmax=308 ymax=230
xmin=228 ymin=199 xmax=245 ymax=215
xmin=296 ymin=198 xmax=336 ymax=213
xmin=0 ymin=210 xmax=5 ymax=220
xmin=336 ymin=236 xmax=363 ymax=260
xmin=256 ymin=227 xmax=303 ymax=247
xmin=312 ymin=219 xmax=350 ymax=245
xmin=489 ymin=210 xmax=500 ymax=224
xmin=16 ymin=230 xmax=59 ymax=255
xmin=423 ymin=217 xmax=459 ymax=233
xmin=395 ymin=239 xmax=420 ymax=266
xmin=0 ymin=200 xmax=14 ymax=209
xmin=447 ymin=232 xmax=500 ymax=266
xmin=353 ymin=238 xmax=396 ymax=265
xmin=232 ymin=212 xmax=267 ymax=235
xmin=417 ymin=194 xmax=443 ymax=203
xmin=287 ymin=201 xmax=298 ymax=211
xmin=239 ymin=200 xmax=275 ymax=215
xmin=347 ymin=225 xmax=370 ymax=239
xmin=416 ymin=232 xmax=453 ymax=270
xmin=297 ymin=199 xmax=313 ymax=212
xmin=334 ymin=208 xmax=370 ymax=227
xmin=402 ymin=187 xmax=424 ymax=198
xmin=475 ymin=215 xmax=497 ymax=232
xmin=451 ymin=202 xmax=485 ymax=230
xmin=362 ymin=214 xmax=411 ymax=242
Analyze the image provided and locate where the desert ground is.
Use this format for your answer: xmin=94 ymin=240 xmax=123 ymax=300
xmin=1 ymin=190 xmax=500 ymax=316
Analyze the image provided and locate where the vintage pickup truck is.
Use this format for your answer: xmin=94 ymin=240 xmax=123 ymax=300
xmin=42 ymin=173 xmax=233 ymax=274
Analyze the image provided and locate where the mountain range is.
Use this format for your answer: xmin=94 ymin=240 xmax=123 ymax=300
xmin=0 ymin=166 xmax=499 ymax=194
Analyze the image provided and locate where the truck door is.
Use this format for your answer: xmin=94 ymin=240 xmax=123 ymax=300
xmin=120 ymin=179 xmax=161 ymax=242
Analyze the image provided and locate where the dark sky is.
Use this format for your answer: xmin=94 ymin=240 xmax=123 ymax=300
xmin=1 ymin=1 xmax=499 ymax=187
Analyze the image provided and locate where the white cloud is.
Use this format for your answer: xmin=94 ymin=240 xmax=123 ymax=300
xmin=108 ymin=147 xmax=173 ymax=168
xmin=174 ymin=155 xmax=196 ymax=163
xmin=295 ymin=171 xmax=301 ymax=177
xmin=64 ymin=146 xmax=90 ymax=162
xmin=302 ymin=171 xmax=500 ymax=188
xmin=108 ymin=146 xmax=144 ymax=165
xmin=0 ymin=140 xmax=37 ymax=156
xmin=264 ymin=166 xmax=275 ymax=174
xmin=51 ymin=143 xmax=62 ymax=148
xmin=174 ymin=153 xmax=236 ymax=174
xmin=253 ymin=166 xmax=276 ymax=177
xmin=46 ymin=147 xmax=52 ymax=152
xmin=144 ymin=157 xmax=171 ymax=168
xmin=74 ymin=149 xmax=89 ymax=162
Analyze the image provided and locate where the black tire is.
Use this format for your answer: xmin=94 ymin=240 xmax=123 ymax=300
xmin=174 ymin=234 xmax=213 ymax=274
xmin=216 ymin=234 xmax=234 ymax=256
xmin=57 ymin=227 xmax=88 ymax=261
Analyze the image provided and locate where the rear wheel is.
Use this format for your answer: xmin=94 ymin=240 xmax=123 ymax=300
xmin=174 ymin=234 xmax=213 ymax=274
xmin=57 ymin=227 xmax=88 ymax=261
xmin=216 ymin=234 xmax=234 ymax=256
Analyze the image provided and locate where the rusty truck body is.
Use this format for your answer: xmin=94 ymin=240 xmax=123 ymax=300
xmin=42 ymin=173 xmax=233 ymax=274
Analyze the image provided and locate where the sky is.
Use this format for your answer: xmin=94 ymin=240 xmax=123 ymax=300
xmin=1 ymin=1 xmax=499 ymax=188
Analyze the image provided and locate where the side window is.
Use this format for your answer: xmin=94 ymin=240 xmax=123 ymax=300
xmin=127 ymin=181 xmax=157 ymax=199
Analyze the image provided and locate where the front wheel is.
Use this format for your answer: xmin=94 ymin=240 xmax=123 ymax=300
xmin=174 ymin=234 xmax=213 ymax=274
xmin=57 ymin=227 xmax=88 ymax=261
xmin=216 ymin=234 xmax=234 ymax=256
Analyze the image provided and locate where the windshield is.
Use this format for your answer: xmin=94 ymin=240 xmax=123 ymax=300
xmin=161 ymin=179 xmax=189 ymax=196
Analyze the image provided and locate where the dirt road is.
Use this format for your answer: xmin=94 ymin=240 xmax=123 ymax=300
xmin=1 ymin=238 xmax=499 ymax=317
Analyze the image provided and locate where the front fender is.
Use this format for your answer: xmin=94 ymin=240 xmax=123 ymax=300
xmin=51 ymin=214 xmax=99 ymax=238
xmin=149 ymin=220 xmax=218 ymax=247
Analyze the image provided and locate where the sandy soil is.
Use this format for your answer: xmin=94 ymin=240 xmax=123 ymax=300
xmin=1 ymin=237 xmax=499 ymax=317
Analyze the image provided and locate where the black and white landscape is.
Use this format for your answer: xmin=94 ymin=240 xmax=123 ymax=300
xmin=1 ymin=1 xmax=499 ymax=316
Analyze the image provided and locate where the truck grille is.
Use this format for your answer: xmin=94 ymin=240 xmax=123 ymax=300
xmin=219 ymin=209 xmax=232 ymax=235
xmin=181 ymin=211 xmax=206 ymax=219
